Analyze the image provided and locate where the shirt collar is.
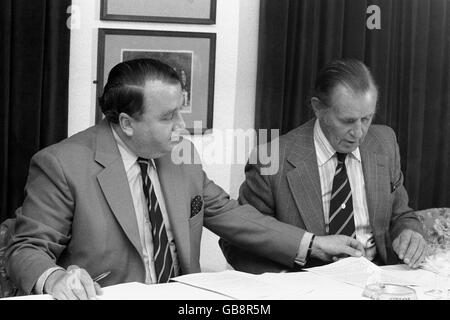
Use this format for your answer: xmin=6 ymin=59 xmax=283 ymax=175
xmin=110 ymin=124 xmax=156 ymax=172
xmin=313 ymin=119 xmax=361 ymax=166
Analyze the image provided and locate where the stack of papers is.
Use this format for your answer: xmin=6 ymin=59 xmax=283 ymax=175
xmin=172 ymin=270 xmax=314 ymax=299
xmin=304 ymin=257 xmax=431 ymax=288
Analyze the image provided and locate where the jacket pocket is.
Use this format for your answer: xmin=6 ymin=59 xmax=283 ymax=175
xmin=189 ymin=210 xmax=204 ymax=231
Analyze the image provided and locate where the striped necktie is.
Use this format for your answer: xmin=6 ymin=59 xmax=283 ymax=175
xmin=328 ymin=152 xmax=356 ymax=237
xmin=137 ymin=157 xmax=175 ymax=283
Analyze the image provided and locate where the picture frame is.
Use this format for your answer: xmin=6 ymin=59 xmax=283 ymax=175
xmin=100 ymin=0 xmax=217 ymax=24
xmin=96 ymin=28 xmax=216 ymax=134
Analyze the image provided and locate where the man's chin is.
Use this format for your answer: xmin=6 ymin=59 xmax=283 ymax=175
xmin=338 ymin=143 xmax=359 ymax=153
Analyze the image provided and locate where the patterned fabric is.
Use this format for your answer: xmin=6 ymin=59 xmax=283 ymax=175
xmin=191 ymin=195 xmax=203 ymax=218
xmin=137 ymin=158 xmax=174 ymax=283
xmin=328 ymin=153 xmax=356 ymax=237
xmin=415 ymin=208 xmax=450 ymax=247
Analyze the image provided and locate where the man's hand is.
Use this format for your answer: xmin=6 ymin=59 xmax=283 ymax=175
xmin=44 ymin=265 xmax=103 ymax=300
xmin=393 ymin=229 xmax=428 ymax=268
xmin=311 ymin=235 xmax=365 ymax=262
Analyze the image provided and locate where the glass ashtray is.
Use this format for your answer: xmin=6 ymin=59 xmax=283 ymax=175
xmin=362 ymin=283 xmax=417 ymax=300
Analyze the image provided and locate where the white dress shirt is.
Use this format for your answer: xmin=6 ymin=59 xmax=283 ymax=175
xmin=312 ymin=119 xmax=377 ymax=261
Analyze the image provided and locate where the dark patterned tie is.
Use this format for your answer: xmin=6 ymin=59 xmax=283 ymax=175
xmin=328 ymin=152 xmax=355 ymax=237
xmin=137 ymin=157 xmax=174 ymax=283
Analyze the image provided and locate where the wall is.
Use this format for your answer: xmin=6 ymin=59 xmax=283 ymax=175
xmin=68 ymin=0 xmax=260 ymax=271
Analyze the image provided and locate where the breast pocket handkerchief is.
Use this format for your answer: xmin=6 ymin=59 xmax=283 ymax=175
xmin=190 ymin=195 xmax=203 ymax=218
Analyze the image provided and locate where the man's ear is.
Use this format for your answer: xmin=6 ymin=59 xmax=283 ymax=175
xmin=118 ymin=113 xmax=134 ymax=137
xmin=311 ymin=97 xmax=324 ymax=118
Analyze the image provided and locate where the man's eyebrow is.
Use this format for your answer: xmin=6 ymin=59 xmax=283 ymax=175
xmin=339 ymin=115 xmax=357 ymax=120
xmin=340 ymin=112 xmax=374 ymax=120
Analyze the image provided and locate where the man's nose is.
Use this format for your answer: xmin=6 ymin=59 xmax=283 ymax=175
xmin=351 ymin=121 xmax=363 ymax=138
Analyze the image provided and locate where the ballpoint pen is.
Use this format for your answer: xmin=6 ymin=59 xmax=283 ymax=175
xmin=93 ymin=271 xmax=111 ymax=282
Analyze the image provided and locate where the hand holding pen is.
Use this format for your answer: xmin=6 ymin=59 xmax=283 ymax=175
xmin=44 ymin=265 xmax=109 ymax=300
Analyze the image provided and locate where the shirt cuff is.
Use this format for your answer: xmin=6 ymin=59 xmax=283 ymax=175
xmin=294 ymin=232 xmax=314 ymax=266
xmin=34 ymin=267 xmax=65 ymax=294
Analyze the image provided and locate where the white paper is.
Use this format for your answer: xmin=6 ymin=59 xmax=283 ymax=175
xmin=172 ymin=270 xmax=314 ymax=299
xmin=305 ymin=257 xmax=428 ymax=288
xmin=1 ymin=294 xmax=53 ymax=300
xmin=382 ymin=264 xmax=442 ymax=287
xmin=98 ymin=281 xmax=229 ymax=300
xmin=259 ymin=271 xmax=368 ymax=300
xmin=2 ymin=282 xmax=230 ymax=300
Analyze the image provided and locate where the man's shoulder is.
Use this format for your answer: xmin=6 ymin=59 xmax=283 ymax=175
xmin=267 ymin=119 xmax=315 ymax=151
xmin=362 ymin=124 xmax=399 ymax=156
xmin=264 ymin=119 xmax=313 ymax=160
xmin=368 ymin=123 xmax=395 ymax=135
xmin=367 ymin=124 xmax=397 ymax=143
xmin=246 ymin=120 xmax=314 ymax=175
xmin=33 ymin=124 xmax=102 ymax=161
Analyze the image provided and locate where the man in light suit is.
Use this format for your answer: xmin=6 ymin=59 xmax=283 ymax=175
xmin=6 ymin=59 xmax=311 ymax=299
xmin=220 ymin=59 xmax=428 ymax=274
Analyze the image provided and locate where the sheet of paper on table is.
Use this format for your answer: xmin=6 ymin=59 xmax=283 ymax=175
xmin=2 ymin=282 xmax=230 ymax=300
xmin=304 ymin=256 xmax=432 ymax=288
xmin=1 ymin=293 xmax=54 ymax=300
xmin=98 ymin=282 xmax=229 ymax=300
xmin=172 ymin=270 xmax=315 ymax=299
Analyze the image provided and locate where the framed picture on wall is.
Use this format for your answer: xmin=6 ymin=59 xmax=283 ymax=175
xmin=100 ymin=0 xmax=217 ymax=24
xmin=96 ymin=28 xmax=216 ymax=134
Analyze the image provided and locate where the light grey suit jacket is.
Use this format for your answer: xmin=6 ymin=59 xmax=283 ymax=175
xmin=220 ymin=119 xmax=425 ymax=274
xmin=7 ymin=119 xmax=305 ymax=294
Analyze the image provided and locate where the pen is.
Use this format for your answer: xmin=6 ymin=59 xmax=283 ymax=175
xmin=93 ymin=271 xmax=111 ymax=282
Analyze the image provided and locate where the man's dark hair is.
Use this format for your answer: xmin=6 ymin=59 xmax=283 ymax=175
xmin=313 ymin=58 xmax=378 ymax=107
xmin=99 ymin=58 xmax=181 ymax=123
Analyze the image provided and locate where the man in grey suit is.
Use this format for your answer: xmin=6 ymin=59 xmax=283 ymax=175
xmin=220 ymin=59 xmax=428 ymax=274
xmin=7 ymin=59 xmax=310 ymax=299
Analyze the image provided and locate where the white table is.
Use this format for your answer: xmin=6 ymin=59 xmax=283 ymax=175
xmin=2 ymin=265 xmax=447 ymax=300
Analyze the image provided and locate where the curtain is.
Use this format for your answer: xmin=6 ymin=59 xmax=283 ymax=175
xmin=0 ymin=0 xmax=71 ymax=222
xmin=255 ymin=0 xmax=450 ymax=210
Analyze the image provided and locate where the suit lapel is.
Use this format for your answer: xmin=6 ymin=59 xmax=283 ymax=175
xmin=94 ymin=120 xmax=143 ymax=257
xmin=155 ymin=154 xmax=191 ymax=274
xmin=360 ymin=148 xmax=378 ymax=229
xmin=286 ymin=120 xmax=326 ymax=235
xmin=360 ymin=133 xmax=390 ymax=260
